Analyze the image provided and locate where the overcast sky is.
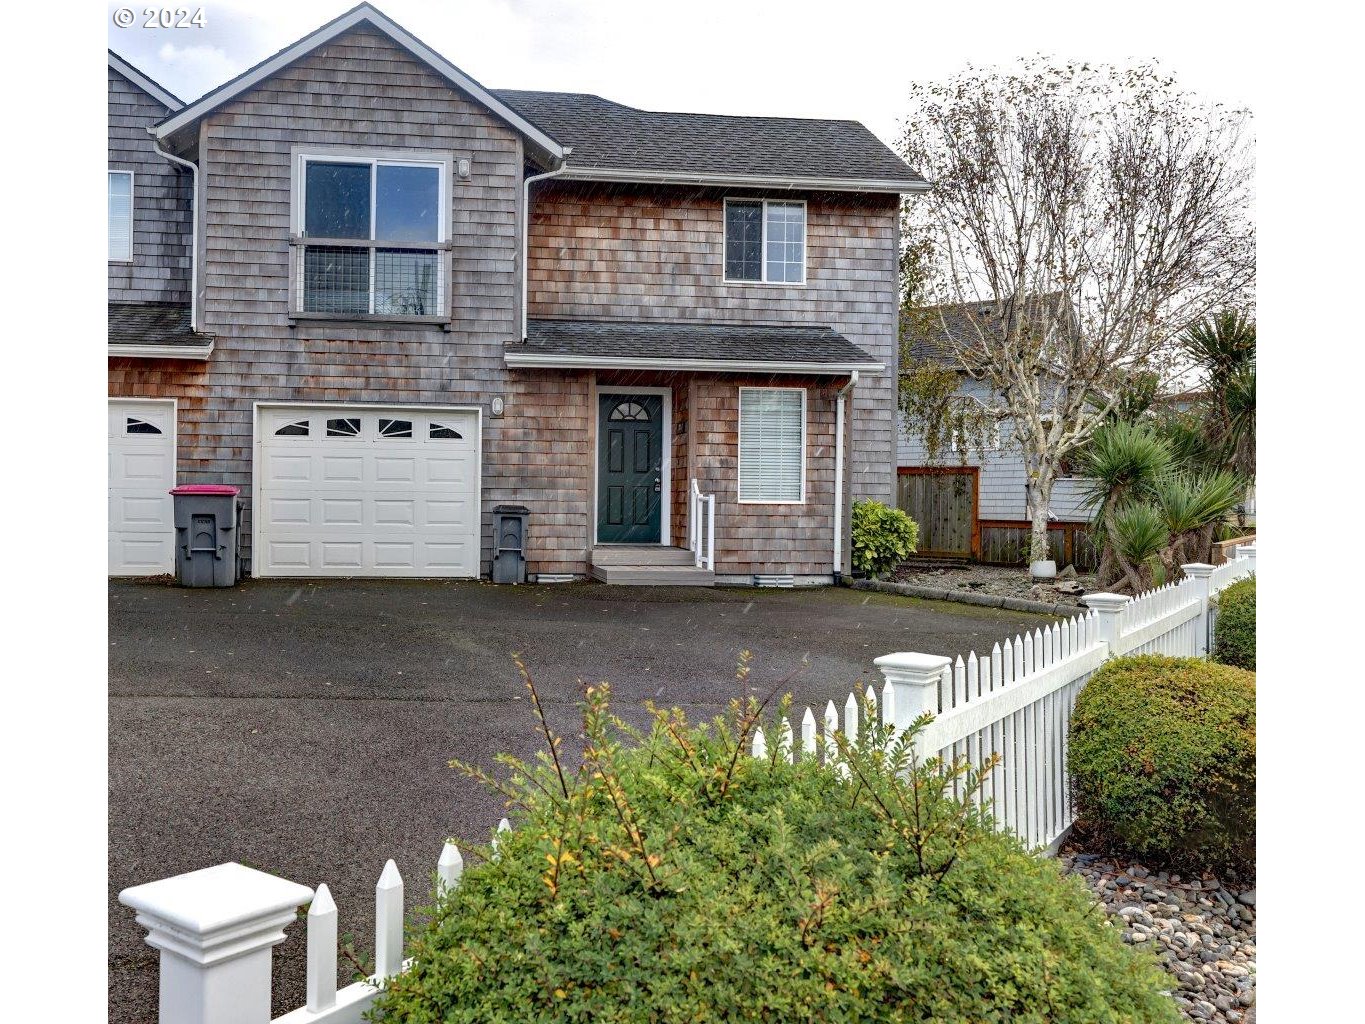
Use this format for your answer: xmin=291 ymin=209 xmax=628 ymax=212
xmin=107 ymin=0 xmax=1258 ymax=150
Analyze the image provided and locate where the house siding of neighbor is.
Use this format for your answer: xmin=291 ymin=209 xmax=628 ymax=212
xmin=107 ymin=4 xmax=925 ymax=584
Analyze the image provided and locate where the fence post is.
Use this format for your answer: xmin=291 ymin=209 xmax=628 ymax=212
xmin=873 ymin=652 xmax=952 ymax=738
xmin=1181 ymin=563 xmax=1216 ymax=656
xmin=1235 ymin=542 xmax=1256 ymax=574
xmin=1081 ymin=593 xmax=1131 ymax=657
xmin=119 ymin=863 xmax=313 ymax=1024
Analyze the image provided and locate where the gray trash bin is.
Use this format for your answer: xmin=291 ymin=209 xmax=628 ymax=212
xmin=492 ymin=504 xmax=530 ymax=584
xmin=170 ymin=484 xmax=243 ymax=587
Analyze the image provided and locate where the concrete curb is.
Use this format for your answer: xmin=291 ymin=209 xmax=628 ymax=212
xmin=845 ymin=578 xmax=1073 ymax=617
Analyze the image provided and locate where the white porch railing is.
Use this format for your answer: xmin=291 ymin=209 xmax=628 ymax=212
xmin=122 ymin=545 xmax=1255 ymax=1024
xmin=689 ymin=478 xmax=715 ymax=571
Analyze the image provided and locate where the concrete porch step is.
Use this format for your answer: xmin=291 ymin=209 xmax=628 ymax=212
xmin=589 ymin=562 xmax=716 ymax=586
xmin=590 ymin=545 xmax=697 ymax=567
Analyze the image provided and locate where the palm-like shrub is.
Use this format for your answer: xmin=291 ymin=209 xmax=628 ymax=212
xmin=1105 ymin=503 xmax=1167 ymax=591
xmin=1150 ymin=470 xmax=1247 ymax=575
xmin=1077 ymin=420 xmax=1173 ymax=522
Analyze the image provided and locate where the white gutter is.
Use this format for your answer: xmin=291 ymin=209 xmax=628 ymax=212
xmin=554 ymin=166 xmax=930 ymax=195
xmin=108 ymin=341 xmax=214 ymax=360
xmin=521 ymin=154 xmax=572 ymax=340
xmin=505 ymin=352 xmax=884 ymax=374
xmin=833 ymin=371 xmax=860 ymax=579
xmin=149 ymin=134 xmax=199 ymax=332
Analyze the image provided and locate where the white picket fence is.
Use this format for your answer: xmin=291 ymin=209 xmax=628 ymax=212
xmin=120 ymin=546 xmax=1255 ymax=1024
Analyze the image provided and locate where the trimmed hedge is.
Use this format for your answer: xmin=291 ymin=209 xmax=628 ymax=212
xmin=1070 ymin=655 xmax=1255 ymax=875
xmin=1213 ymin=576 xmax=1255 ymax=670
xmin=851 ymin=499 xmax=919 ymax=578
xmin=377 ymin=686 xmax=1178 ymax=1023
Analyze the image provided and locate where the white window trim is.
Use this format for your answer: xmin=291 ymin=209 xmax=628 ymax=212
xmin=722 ymin=198 xmax=808 ymax=286
xmin=109 ymin=169 xmax=134 ymax=263
xmin=289 ymin=147 xmax=453 ymax=318
xmin=737 ymin=386 xmax=807 ymax=505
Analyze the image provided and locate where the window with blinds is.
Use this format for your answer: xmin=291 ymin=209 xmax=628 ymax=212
xmin=738 ymin=388 xmax=806 ymax=503
xmin=109 ymin=171 xmax=133 ymax=261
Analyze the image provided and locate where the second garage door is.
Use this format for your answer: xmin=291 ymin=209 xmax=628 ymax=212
xmin=256 ymin=405 xmax=481 ymax=578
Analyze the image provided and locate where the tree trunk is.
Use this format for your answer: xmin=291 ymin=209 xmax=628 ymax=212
xmin=1027 ymin=469 xmax=1056 ymax=566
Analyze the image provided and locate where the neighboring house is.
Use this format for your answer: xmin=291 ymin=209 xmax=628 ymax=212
xmin=107 ymin=3 xmax=926 ymax=585
xmin=896 ymin=300 xmax=1096 ymax=569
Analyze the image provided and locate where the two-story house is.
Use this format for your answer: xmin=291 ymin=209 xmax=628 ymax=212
xmin=108 ymin=3 xmax=926 ymax=585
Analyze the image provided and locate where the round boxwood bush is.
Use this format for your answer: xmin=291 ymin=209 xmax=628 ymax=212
xmin=851 ymin=498 xmax=919 ymax=577
xmin=1213 ymin=575 xmax=1255 ymax=670
xmin=376 ymin=681 xmax=1178 ymax=1023
xmin=1070 ymin=654 xmax=1255 ymax=874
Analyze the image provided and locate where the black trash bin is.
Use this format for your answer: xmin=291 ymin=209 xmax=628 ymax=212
xmin=170 ymin=484 xmax=243 ymax=587
xmin=492 ymin=504 xmax=530 ymax=584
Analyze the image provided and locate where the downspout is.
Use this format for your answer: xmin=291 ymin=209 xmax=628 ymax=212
xmin=521 ymin=150 xmax=572 ymax=340
xmin=832 ymin=371 xmax=859 ymax=582
xmin=149 ymin=133 xmax=199 ymax=332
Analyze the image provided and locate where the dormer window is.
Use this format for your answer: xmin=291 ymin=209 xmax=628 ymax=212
xmin=292 ymin=151 xmax=449 ymax=319
xmin=723 ymin=199 xmax=806 ymax=284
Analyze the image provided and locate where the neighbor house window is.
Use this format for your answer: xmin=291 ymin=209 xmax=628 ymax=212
xmin=724 ymin=199 xmax=805 ymax=284
xmin=109 ymin=171 xmax=133 ymax=261
xmin=294 ymin=153 xmax=448 ymax=317
xmin=738 ymin=387 xmax=805 ymax=503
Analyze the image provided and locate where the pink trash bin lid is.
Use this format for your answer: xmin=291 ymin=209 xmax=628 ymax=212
xmin=169 ymin=484 xmax=240 ymax=496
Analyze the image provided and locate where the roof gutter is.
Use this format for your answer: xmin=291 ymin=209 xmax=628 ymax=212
xmin=504 ymin=352 xmax=884 ymax=374
xmin=554 ymin=166 xmax=930 ymax=194
xmin=149 ymin=133 xmax=199 ymax=332
xmin=522 ymin=154 xmax=572 ymax=340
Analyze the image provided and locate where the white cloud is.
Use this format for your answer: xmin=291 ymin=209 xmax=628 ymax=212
xmin=154 ymin=42 xmax=242 ymax=101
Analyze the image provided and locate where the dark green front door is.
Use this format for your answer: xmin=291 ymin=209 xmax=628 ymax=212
xmin=598 ymin=394 xmax=663 ymax=543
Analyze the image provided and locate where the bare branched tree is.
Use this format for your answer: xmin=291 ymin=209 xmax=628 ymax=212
xmin=899 ymin=60 xmax=1255 ymax=565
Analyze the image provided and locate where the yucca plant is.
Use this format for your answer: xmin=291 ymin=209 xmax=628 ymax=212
xmin=1104 ymin=503 xmax=1167 ymax=593
xmin=1151 ymin=470 xmax=1247 ymax=575
xmin=1181 ymin=309 xmax=1256 ymax=479
xmin=1079 ymin=421 xmax=1174 ymax=587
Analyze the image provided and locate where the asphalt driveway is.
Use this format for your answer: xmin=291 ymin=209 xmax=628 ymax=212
xmin=109 ymin=578 xmax=1051 ymax=1021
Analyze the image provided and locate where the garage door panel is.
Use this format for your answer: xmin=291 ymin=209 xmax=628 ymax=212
xmin=257 ymin=406 xmax=480 ymax=578
xmin=109 ymin=400 xmax=176 ymax=575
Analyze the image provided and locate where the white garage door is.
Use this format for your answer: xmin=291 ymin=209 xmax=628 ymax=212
xmin=256 ymin=405 xmax=481 ymax=578
xmin=109 ymin=399 xmax=176 ymax=575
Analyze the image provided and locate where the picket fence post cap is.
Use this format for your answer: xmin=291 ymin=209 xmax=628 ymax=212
xmin=1180 ymin=563 xmax=1216 ymax=578
xmin=120 ymin=862 xmax=313 ymax=965
xmin=873 ymin=651 xmax=952 ymax=684
xmin=1082 ymin=593 xmax=1132 ymax=611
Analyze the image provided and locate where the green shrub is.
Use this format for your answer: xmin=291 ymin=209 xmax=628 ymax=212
xmin=850 ymin=499 xmax=918 ymax=577
xmin=376 ymin=676 xmax=1178 ymax=1023
xmin=1070 ymin=655 xmax=1255 ymax=875
xmin=1213 ymin=575 xmax=1255 ymax=669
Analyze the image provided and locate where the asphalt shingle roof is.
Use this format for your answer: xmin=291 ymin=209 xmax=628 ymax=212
xmin=902 ymin=295 xmax=1069 ymax=366
xmin=492 ymin=90 xmax=924 ymax=187
xmin=108 ymin=303 xmax=212 ymax=347
xmin=521 ymin=318 xmax=880 ymax=367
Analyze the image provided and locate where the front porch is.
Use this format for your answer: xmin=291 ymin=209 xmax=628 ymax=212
xmin=588 ymin=543 xmax=715 ymax=586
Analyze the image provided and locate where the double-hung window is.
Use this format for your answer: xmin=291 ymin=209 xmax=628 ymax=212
xmin=294 ymin=152 xmax=448 ymax=318
xmin=724 ymin=199 xmax=805 ymax=284
xmin=109 ymin=170 xmax=133 ymax=262
xmin=738 ymin=387 xmax=806 ymax=503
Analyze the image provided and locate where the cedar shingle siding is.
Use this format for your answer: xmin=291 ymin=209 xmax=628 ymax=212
xmin=108 ymin=68 xmax=191 ymax=303
xmin=109 ymin=24 xmax=907 ymax=580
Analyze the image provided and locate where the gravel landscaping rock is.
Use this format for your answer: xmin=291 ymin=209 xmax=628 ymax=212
xmin=1061 ymin=851 xmax=1255 ymax=1023
xmin=889 ymin=562 xmax=1100 ymax=609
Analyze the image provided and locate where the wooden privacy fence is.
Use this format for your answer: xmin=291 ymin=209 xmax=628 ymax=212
xmin=120 ymin=545 xmax=1255 ymax=1024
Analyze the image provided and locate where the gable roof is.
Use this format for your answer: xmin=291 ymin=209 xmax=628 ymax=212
xmin=509 ymin=319 xmax=883 ymax=374
xmin=493 ymin=89 xmax=926 ymax=193
xmin=902 ymin=295 xmax=1071 ymax=367
xmin=108 ymin=51 xmax=184 ymax=111
xmin=151 ymin=3 xmax=564 ymax=161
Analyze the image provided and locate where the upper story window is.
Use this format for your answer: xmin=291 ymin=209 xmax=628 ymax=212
xmin=724 ymin=199 xmax=805 ymax=285
xmin=293 ymin=152 xmax=449 ymax=318
xmin=109 ymin=171 xmax=133 ymax=262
